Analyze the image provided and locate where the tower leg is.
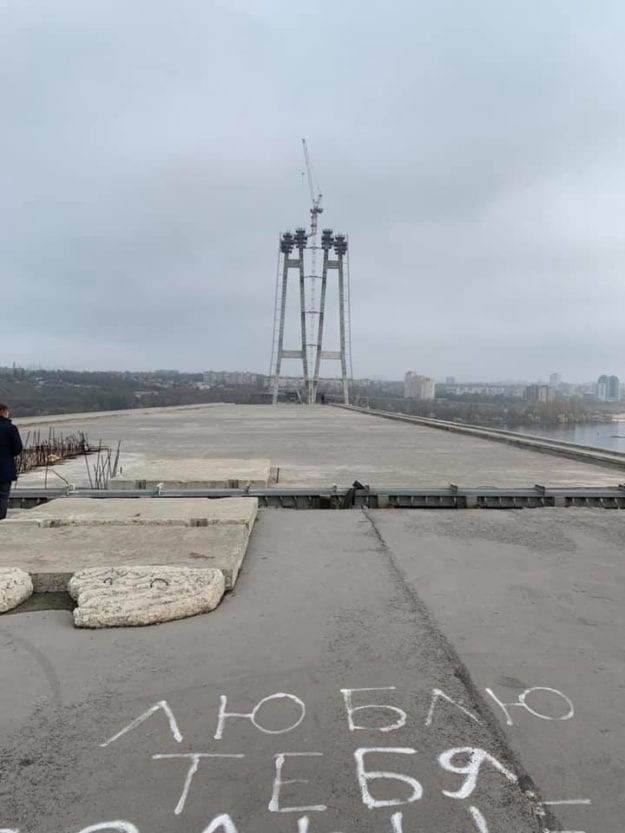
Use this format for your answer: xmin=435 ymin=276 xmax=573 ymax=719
xmin=272 ymin=255 xmax=289 ymax=405
xmin=338 ymin=255 xmax=350 ymax=405
xmin=311 ymin=249 xmax=329 ymax=404
xmin=298 ymin=250 xmax=310 ymax=402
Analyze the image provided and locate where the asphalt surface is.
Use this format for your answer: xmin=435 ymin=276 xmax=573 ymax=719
xmin=373 ymin=508 xmax=625 ymax=832
xmin=1 ymin=511 xmax=548 ymax=833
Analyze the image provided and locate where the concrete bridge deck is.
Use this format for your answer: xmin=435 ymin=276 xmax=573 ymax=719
xmin=1 ymin=404 xmax=623 ymax=831
xmin=14 ymin=403 xmax=624 ymax=489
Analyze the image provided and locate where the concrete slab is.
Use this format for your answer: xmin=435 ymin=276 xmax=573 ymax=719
xmin=3 ymin=496 xmax=258 ymax=529
xmin=112 ymin=457 xmax=272 ymax=488
xmin=0 ymin=523 xmax=251 ymax=591
xmin=69 ymin=566 xmax=225 ymax=628
xmin=14 ymin=403 xmax=622 ymax=488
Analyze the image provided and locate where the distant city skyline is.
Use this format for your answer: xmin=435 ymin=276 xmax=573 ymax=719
xmin=2 ymin=362 xmax=622 ymax=390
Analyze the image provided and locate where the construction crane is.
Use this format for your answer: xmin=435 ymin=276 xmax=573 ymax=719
xmin=270 ymin=141 xmax=352 ymax=407
xmin=302 ymin=138 xmax=323 ymax=239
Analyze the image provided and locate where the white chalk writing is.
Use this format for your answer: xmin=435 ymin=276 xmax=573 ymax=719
xmin=537 ymin=797 xmax=591 ymax=833
xmin=340 ymin=687 xmax=407 ymax=733
xmin=485 ymin=687 xmax=574 ymax=726
xmin=425 ymin=689 xmax=482 ymax=727
xmin=214 ymin=692 xmax=306 ymax=739
xmin=354 ymin=748 xmax=423 ymax=809
xmin=200 ymin=814 xmax=239 ymax=833
xmin=269 ymin=753 xmax=327 ymax=813
xmin=152 ymin=753 xmax=245 ymax=815
xmin=3 ymin=680 xmax=584 ymax=832
xmin=542 ymin=800 xmax=591 ymax=806
xmin=100 ymin=700 xmax=183 ymax=747
xmin=381 ymin=812 xmax=412 ymax=833
xmin=438 ymin=747 xmax=517 ymax=799
xmin=468 ymin=805 xmax=489 ymax=832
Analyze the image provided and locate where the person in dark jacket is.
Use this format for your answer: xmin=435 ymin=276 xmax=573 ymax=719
xmin=0 ymin=403 xmax=23 ymax=520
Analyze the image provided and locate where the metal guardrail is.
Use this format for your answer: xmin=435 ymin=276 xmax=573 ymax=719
xmin=9 ymin=484 xmax=625 ymax=509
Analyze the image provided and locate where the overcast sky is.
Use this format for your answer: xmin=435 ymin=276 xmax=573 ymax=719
xmin=2 ymin=0 xmax=624 ymax=381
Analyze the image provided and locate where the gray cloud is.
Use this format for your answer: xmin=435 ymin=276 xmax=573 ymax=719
xmin=1 ymin=0 xmax=624 ymax=381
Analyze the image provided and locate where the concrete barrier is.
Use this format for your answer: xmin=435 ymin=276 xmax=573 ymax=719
xmin=338 ymin=405 xmax=625 ymax=471
xmin=13 ymin=402 xmax=225 ymax=428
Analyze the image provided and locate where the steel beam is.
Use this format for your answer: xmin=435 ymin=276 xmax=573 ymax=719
xmin=8 ymin=485 xmax=625 ymax=510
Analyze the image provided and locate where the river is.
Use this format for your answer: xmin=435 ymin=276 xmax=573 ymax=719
xmin=505 ymin=417 xmax=625 ymax=453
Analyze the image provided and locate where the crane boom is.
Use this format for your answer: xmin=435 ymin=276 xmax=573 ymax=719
xmin=301 ymin=138 xmax=323 ymax=237
xmin=302 ymin=139 xmax=319 ymax=205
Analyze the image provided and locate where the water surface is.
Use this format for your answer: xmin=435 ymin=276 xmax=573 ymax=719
xmin=509 ymin=419 xmax=625 ymax=453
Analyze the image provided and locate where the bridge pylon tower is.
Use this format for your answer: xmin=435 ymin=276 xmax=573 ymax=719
xmin=269 ymin=227 xmax=352 ymax=406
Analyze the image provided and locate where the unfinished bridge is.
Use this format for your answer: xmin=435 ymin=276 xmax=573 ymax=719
xmin=1 ymin=403 xmax=623 ymax=833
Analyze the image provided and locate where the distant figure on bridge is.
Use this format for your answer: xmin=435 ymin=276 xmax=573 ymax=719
xmin=0 ymin=403 xmax=23 ymax=520
xmin=320 ymin=393 xmax=326 ymax=405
